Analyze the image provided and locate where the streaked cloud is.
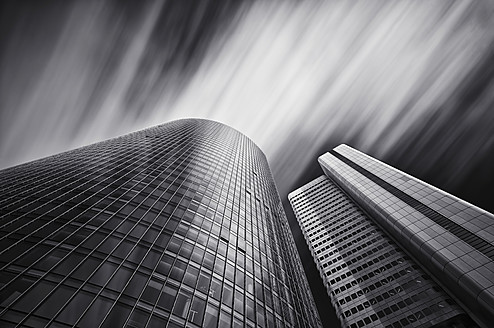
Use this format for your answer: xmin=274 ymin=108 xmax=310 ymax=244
xmin=1 ymin=0 xmax=493 ymax=207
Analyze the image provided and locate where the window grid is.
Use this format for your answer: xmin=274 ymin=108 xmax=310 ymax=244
xmin=289 ymin=175 xmax=466 ymax=328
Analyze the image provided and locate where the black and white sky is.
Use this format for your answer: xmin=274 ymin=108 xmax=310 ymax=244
xmin=2 ymin=1 xmax=494 ymax=326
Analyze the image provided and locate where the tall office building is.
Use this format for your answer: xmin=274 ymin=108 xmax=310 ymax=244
xmin=0 ymin=119 xmax=321 ymax=328
xmin=289 ymin=144 xmax=493 ymax=328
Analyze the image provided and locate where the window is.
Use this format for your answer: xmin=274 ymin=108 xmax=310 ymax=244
xmin=219 ymin=311 xmax=231 ymax=328
xmin=78 ymin=296 xmax=114 ymax=327
xmin=123 ymin=272 xmax=147 ymax=298
xmin=141 ymin=279 xmax=163 ymax=305
xmin=197 ymin=273 xmax=210 ymax=294
xmin=203 ymin=304 xmax=219 ymax=328
xmin=157 ymin=284 xmax=177 ymax=311
xmin=235 ymin=270 xmax=244 ymax=289
xmin=35 ymin=284 xmax=76 ymax=318
xmin=173 ymin=290 xmax=192 ymax=318
xmin=234 ymin=290 xmax=243 ymax=314
xmin=126 ymin=309 xmax=149 ymax=328
xmin=189 ymin=296 xmax=206 ymax=325
xmin=89 ymin=261 xmax=117 ymax=285
xmin=12 ymin=280 xmax=55 ymax=313
xmin=245 ymin=297 xmax=255 ymax=321
xmin=222 ymin=284 xmax=233 ymax=308
xmin=209 ymin=278 xmax=222 ymax=301
xmin=53 ymin=253 xmax=85 ymax=276
xmin=183 ymin=266 xmax=199 ymax=288
xmin=55 ymin=290 xmax=94 ymax=324
xmin=169 ymin=260 xmax=187 ymax=282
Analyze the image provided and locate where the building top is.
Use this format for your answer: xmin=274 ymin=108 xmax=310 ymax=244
xmin=317 ymin=144 xmax=493 ymax=328
xmin=332 ymin=144 xmax=494 ymax=240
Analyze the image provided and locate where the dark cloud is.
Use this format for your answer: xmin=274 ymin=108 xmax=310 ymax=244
xmin=383 ymin=41 xmax=494 ymax=214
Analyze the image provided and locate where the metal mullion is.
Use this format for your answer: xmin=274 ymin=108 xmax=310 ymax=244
xmin=120 ymin=126 xmax=223 ymax=327
xmin=0 ymin=131 xmax=189 ymax=232
xmin=0 ymin=146 xmax=152 ymax=250
xmin=0 ymin=149 xmax=130 ymax=221
xmin=0 ymin=132 xmax=188 ymax=295
xmin=142 ymin=146 xmax=226 ymax=328
xmin=0 ymin=145 xmax=141 ymax=218
xmin=0 ymin=148 xmax=94 ymax=188
xmin=0 ymin=132 xmax=190 ymax=278
xmin=9 ymin=139 xmax=196 ymax=327
xmin=0 ymin=158 xmax=88 ymax=208
xmin=0 ymin=135 xmax=131 ymax=188
xmin=0 ymin=156 xmax=78 ymax=189
xmin=0 ymin=158 xmax=126 ymax=235
xmin=98 ymin=151 xmax=201 ymax=328
xmin=0 ymin=148 xmax=109 ymax=205
xmin=112 ymin=125 xmax=220 ymax=327
xmin=50 ymin=141 xmax=199 ymax=328
xmin=0 ymin=127 xmax=173 ymax=206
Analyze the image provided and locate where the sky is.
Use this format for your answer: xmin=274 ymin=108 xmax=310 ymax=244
xmin=2 ymin=1 xmax=494 ymax=326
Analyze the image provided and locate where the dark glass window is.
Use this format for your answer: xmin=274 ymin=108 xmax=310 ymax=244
xmin=16 ymin=245 xmax=52 ymax=267
xmin=222 ymin=284 xmax=233 ymax=308
xmin=56 ymin=290 xmax=94 ymax=325
xmin=127 ymin=245 xmax=148 ymax=264
xmin=157 ymin=284 xmax=177 ymax=311
xmin=100 ymin=302 xmax=132 ymax=328
xmin=35 ymin=284 xmax=76 ymax=318
xmin=245 ymin=297 xmax=255 ymax=321
xmin=197 ymin=273 xmax=211 ymax=294
xmin=33 ymin=249 xmax=67 ymax=271
xmin=183 ymin=266 xmax=199 ymax=288
xmin=126 ymin=309 xmax=150 ymax=328
xmin=107 ymin=267 xmax=133 ymax=292
xmin=234 ymin=290 xmax=244 ymax=314
xmin=173 ymin=290 xmax=192 ymax=318
xmin=203 ymin=304 xmax=219 ymax=328
xmin=123 ymin=272 xmax=147 ymax=298
xmin=12 ymin=280 xmax=56 ymax=313
xmin=190 ymin=247 xmax=205 ymax=265
xmin=169 ymin=260 xmax=187 ymax=282
xmin=209 ymin=278 xmax=222 ymax=301
xmin=89 ymin=261 xmax=117 ymax=285
xmin=189 ymin=296 xmax=206 ymax=325
xmin=219 ymin=311 xmax=231 ymax=327
xmin=156 ymin=254 xmax=173 ymax=276
xmin=141 ymin=279 xmax=163 ymax=305
xmin=142 ymin=250 xmax=160 ymax=269
xmin=78 ymin=296 xmax=113 ymax=327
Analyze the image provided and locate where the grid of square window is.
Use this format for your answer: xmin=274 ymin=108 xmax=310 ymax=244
xmin=289 ymin=175 xmax=469 ymax=328
xmin=0 ymin=119 xmax=321 ymax=328
xmin=319 ymin=145 xmax=492 ymax=327
xmin=335 ymin=145 xmax=494 ymax=244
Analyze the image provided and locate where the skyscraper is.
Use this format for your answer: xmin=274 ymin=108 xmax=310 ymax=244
xmin=0 ymin=119 xmax=321 ymax=328
xmin=289 ymin=144 xmax=493 ymax=328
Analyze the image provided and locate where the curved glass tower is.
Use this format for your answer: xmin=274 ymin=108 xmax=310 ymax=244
xmin=0 ymin=119 xmax=321 ymax=328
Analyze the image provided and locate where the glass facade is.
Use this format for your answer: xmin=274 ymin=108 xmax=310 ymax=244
xmin=289 ymin=144 xmax=491 ymax=328
xmin=0 ymin=119 xmax=321 ymax=328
